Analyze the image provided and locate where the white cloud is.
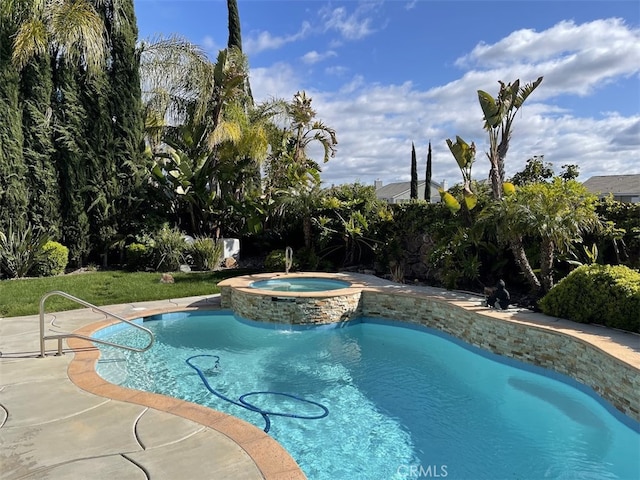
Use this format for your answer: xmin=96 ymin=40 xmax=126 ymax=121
xmin=301 ymin=50 xmax=337 ymax=65
xmin=320 ymin=3 xmax=380 ymax=40
xmin=455 ymin=18 xmax=640 ymax=100
xmin=405 ymin=1 xmax=417 ymax=11
xmin=249 ymin=18 xmax=640 ymax=188
xmin=249 ymin=63 xmax=301 ymax=104
xmin=201 ymin=35 xmax=220 ymax=53
xmin=457 ymin=19 xmax=639 ymax=68
xmin=325 ymin=65 xmax=349 ymax=77
xmin=244 ymin=21 xmax=311 ymax=55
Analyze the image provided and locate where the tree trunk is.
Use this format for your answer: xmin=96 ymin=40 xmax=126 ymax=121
xmin=303 ymin=215 xmax=312 ymax=250
xmin=489 ymin=162 xmax=502 ymax=201
xmin=508 ymin=236 xmax=541 ymax=292
xmin=539 ymin=239 xmax=555 ymax=292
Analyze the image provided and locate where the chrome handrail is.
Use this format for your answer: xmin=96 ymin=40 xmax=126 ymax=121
xmin=39 ymin=290 xmax=155 ymax=357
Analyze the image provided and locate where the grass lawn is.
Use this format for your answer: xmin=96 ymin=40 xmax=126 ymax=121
xmin=0 ymin=269 xmax=254 ymax=318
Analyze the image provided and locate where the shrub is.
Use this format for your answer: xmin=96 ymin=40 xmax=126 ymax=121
xmin=539 ymin=264 xmax=640 ymax=333
xmin=0 ymin=221 xmax=49 ymax=278
xmin=151 ymin=225 xmax=188 ymax=272
xmin=189 ymin=237 xmax=223 ymax=271
xmin=30 ymin=241 xmax=69 ymax=277
xmin=264 ymin=249 xmax=299 ymax=272
xmin=125 ymin=243 xmax=150 ymax=271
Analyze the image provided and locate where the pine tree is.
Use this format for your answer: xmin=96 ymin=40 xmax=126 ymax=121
xmin=424 ymin=141 xmax=432 ymax=202
xmin=410 ymin=142 xmax=418 ymax=200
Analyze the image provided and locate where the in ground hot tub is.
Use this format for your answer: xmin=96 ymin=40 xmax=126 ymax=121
xmin=250 ymin=278 xmax=351 ymax=292
xmin=218 ymin=273 xmax=363 ymax=325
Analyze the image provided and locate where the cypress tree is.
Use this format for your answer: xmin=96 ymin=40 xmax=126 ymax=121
xmin=410 ymin=142 xmax=418 ymax=200
xmin=425 ymin=141 xmax=432 ymax=202
xmin=0 ymin=17 xmax=28 ymax=231
xmin=20 ymin=56 xmax=60 ymax=235
xmin=83 ymin=0 xmax=146 ymax=265
xmin=108 ymin=0 xmax=147 ymax=259
xmin=53 ymin=60 xmax=91 ymax=266
xmin=227 ymin=0 xmax=252 ymax=103
xmin=227 ymin=0 xmax=243 ymax=51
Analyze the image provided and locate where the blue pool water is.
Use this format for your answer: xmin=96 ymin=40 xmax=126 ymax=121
xmin=95 ymin=311 xmax=640 ymax=480
xmin=249 ymin=277 xmax=350 ymax=291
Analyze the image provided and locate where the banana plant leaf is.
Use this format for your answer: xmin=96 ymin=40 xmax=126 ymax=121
xmin=463 ymin=188 xmax=478 ymax=210
xmin=439 ymin=190 xmax=461 ymax=212
xmin=477 ymin=90 xmax=502 ymax=128
xmin=446 ymin=136 xmax=474 ymax=170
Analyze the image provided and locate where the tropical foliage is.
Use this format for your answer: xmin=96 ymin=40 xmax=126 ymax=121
xmin=2 ymin=1 xmax=637 ymax=334
xmin=477 ymin=76 xmax=543 ymax=199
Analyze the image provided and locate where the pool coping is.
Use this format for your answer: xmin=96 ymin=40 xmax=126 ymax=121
xmin=218 ymin=271 xmax=368 ymax=298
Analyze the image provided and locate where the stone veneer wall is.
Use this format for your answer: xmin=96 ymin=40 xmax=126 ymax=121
xmin=222 ymin=287 xmax=362 ymax=325
xmin=219 ymin=283 xmax=639 ymax=422
xmin=361 ymin=290 xmax=640 ymax=422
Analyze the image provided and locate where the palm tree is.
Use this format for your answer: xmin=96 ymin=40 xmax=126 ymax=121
xmin=287 ymin=91 xmax=337 ymax=166
xmin=141 ymin=38 xmax=270 ymax=236
xmin=482 ymin=178 xmax=600 ymax=293
xmin=481 ymin=194 xmax=542 ymax=292
xmin=10 ymin=0 xmax=106 ymax=75
xmin=515 ymin=178 xmax=600 ymax=291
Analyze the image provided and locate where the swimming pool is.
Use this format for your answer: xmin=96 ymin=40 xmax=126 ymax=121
xmin=95 ymin=311 xmax=640 ymax=480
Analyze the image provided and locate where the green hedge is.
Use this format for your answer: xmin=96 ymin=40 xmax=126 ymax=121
xmin=539 ymin=264 xmax=640 ymax=333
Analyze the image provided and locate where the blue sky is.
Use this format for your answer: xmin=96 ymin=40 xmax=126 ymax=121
xmin=134 ymin=0 xmax=640 ymax=188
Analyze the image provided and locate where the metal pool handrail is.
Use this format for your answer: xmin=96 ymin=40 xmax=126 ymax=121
xmin=39 ymin=290 xmax=155 ymax=357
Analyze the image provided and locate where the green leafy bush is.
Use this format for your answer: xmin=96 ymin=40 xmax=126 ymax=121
xmin=539 ymin=264 xmax=640 ymax=333
xmin=0 ymin=221 xmax=49 ymax=278
xmin=264 ymin=249 xmax=299 ymax=272
xmin=190 ymin=237 xmax=223 ymax=271
xmin=151 ymin=225 xmax=187 ymax=272
xmin=30 ymin=241 xmax=69 ymax=277
xmin=125 ymin=243 xmax=150 ymax=271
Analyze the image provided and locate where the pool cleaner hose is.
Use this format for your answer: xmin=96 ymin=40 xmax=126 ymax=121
xmin=185 ymin=354 xmax=329 ymax=433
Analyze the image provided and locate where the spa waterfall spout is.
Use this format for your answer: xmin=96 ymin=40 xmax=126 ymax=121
xmin=285 ymin=247 xmax=293 ymax=274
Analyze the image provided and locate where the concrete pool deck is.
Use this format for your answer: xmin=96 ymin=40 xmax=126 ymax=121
xmin=0 ymin=294 xmax=303 ymax=480
xmin=1 ymin=275 xmax=639 ymax=479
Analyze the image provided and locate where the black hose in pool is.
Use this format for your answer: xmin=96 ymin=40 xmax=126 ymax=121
xmin=185 ymin=354 xmax=329 ymax=433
